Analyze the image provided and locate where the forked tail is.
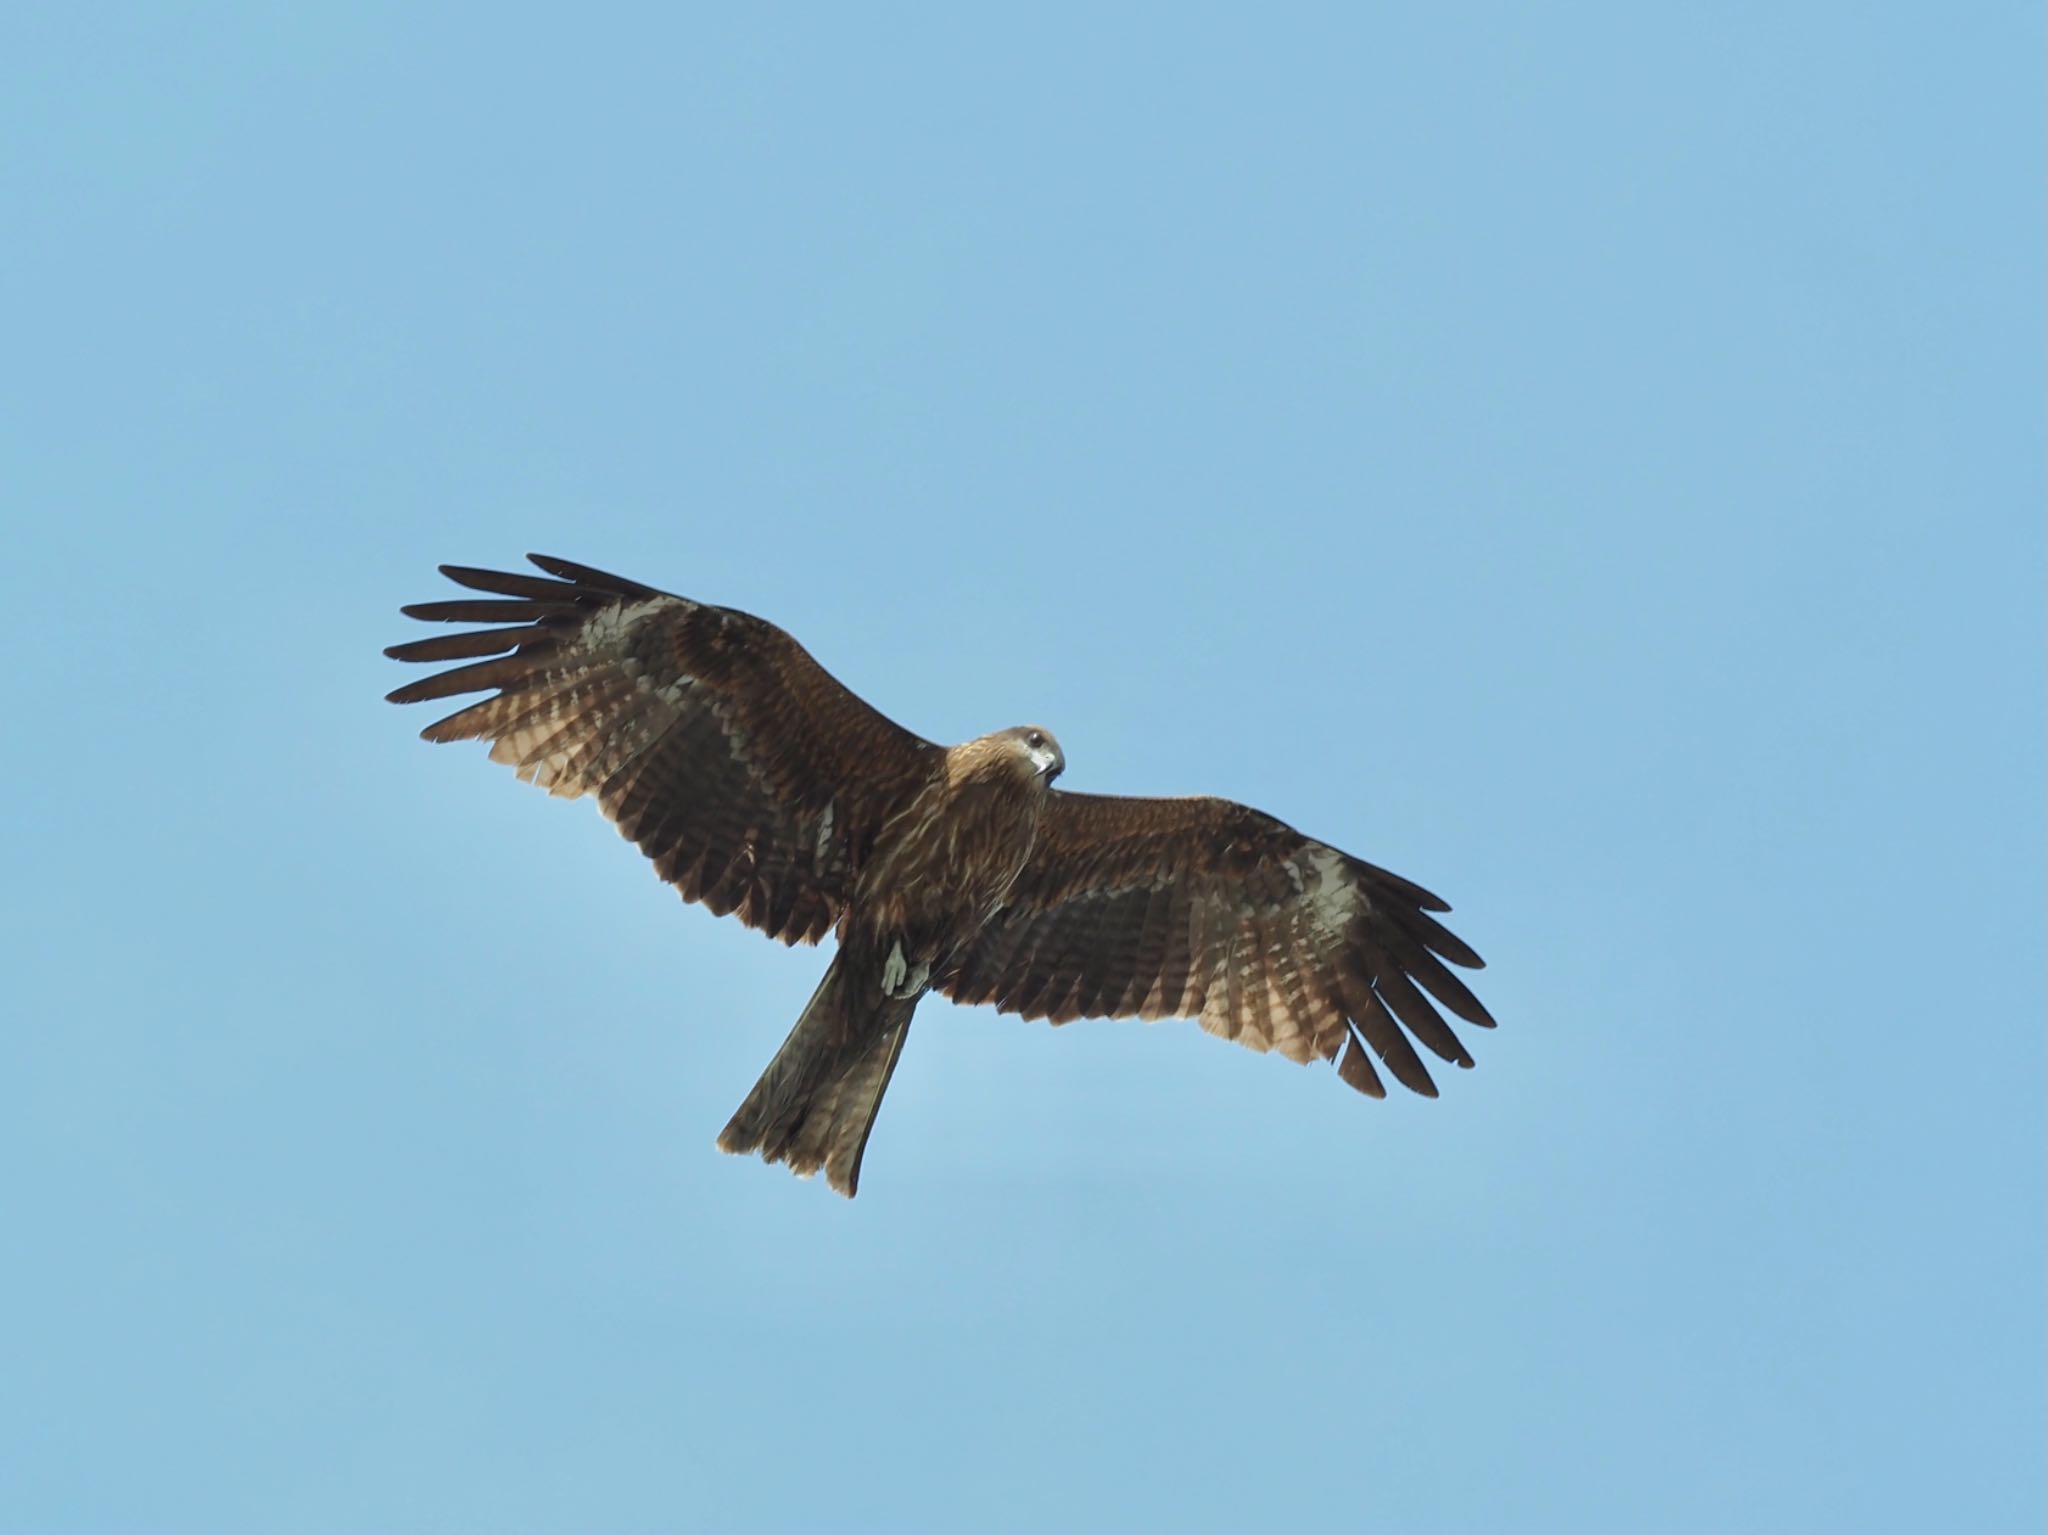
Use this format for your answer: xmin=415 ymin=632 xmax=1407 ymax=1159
xmin=716 ymin=951 xmax=918 ymax=1197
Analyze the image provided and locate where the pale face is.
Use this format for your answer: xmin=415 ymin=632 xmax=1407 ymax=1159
xmin=1011 ymin=724 xmax=1065 ymax=786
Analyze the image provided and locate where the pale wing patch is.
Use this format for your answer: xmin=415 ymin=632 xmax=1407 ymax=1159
xmin=579 ymin=595 xmax=683 ymax=653
xmin=1190 ymin=845 xmax=1354 ymax=1061
xmin=1304 ymin=845 xmax=1360 ymax=935
xmin=488 ymin=596 xmax=696 ymax=800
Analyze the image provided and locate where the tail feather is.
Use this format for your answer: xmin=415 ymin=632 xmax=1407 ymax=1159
xmin=718 ymin=953 xmax=917 ymax=1196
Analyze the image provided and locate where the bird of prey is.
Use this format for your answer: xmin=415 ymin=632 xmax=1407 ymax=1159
xmin=386 ymin=555 xmax=1495 ymax=1196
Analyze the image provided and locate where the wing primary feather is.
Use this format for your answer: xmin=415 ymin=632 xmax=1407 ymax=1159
xmin=415 ymin=671 xmax=595 ymax=746
xmin=400 ymin=599 xmax=577 ymax=624
xmin=1353 ymin=857 xmax=1452 ymax=913
xmin=1390 ymin=905 xmax=1486 ymax=970
xmin=415 ymin=693 xmax=513 ymax=743
xmin=1357 ymin=990 xmax=1440 ymax=1096
xmin=384 ymin=629 xmax=557 ymax=663
xmin=1370 ymin=958 xmax=1474 ymax=1067
xmin=525 ymin=553 xmax=660 ymax=597
xmin=437 ymin=564 xmax=581 ymax=600
xmin=1337 ymin=958 xmax=1439 ymax=1095
xmin=1335 ymin=1035 xmax=1389 ymax=1098
xmin=385 ymin=654 xmax=547 ymax=705
xmin=1392 ymin=936 xmax=1498 ymax=1028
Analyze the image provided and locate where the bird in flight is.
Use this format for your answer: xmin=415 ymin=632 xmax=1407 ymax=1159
xmin=386 ymin=555 xmax=1496 ymax=1195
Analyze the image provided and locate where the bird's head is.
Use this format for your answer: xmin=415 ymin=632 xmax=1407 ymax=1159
xmin=1004 ymin=724 xmax=1065 ymax=787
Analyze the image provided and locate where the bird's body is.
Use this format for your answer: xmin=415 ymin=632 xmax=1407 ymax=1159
xmin=854 ymin=728 xmax=1060 ymax=995
xmin=388 ymin=555 xmax=1496 ymax=1195
xmin=719 ymin=724 xmax=1063 ymax=1186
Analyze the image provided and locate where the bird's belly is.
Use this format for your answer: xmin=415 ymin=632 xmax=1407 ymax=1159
xmin=852 ymin=798 xmax=1035 ymax=957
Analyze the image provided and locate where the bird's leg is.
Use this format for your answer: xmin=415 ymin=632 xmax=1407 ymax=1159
xmin=880 ymin=939 xmax=931 ymax=999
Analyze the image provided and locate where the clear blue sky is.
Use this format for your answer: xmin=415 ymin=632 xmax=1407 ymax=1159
xmin=2 ymin=5 xmax=2040 ymax=1532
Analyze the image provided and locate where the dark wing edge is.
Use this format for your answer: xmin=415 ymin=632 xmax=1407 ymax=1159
xmin=385 ymin=555 xmax=940 ymax=945
xmin=938 ymin=791 xmax=1495 ymax=1099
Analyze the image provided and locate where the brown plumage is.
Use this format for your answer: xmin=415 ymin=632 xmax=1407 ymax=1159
xmin=387 ymin=554 xmax=1496 ymax=1196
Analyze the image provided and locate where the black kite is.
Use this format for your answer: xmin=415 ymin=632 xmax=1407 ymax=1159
xmin=386 ymin=556 xmax=1496 ymax=1195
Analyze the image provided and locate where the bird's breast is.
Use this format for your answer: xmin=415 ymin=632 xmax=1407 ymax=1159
xmin=855 ymin=776 xmax=1043 ymax=937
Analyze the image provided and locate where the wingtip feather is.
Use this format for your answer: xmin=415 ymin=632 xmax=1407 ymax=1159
xmin=524 ymin=553 xmax=661 ymax=598
xmin=1335 ymin=1038 xmax=1388 ymax=1098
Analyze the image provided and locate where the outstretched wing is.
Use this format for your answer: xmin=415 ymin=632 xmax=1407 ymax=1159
xmin=938 ymin=792 xmax=1494 ymax=1097
xmin=386 ymin=555 xmax=940 ymax=944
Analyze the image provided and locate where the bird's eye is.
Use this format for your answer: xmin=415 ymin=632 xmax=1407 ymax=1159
xmin=1026 ymin=731 xmax=1044 ymax=749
